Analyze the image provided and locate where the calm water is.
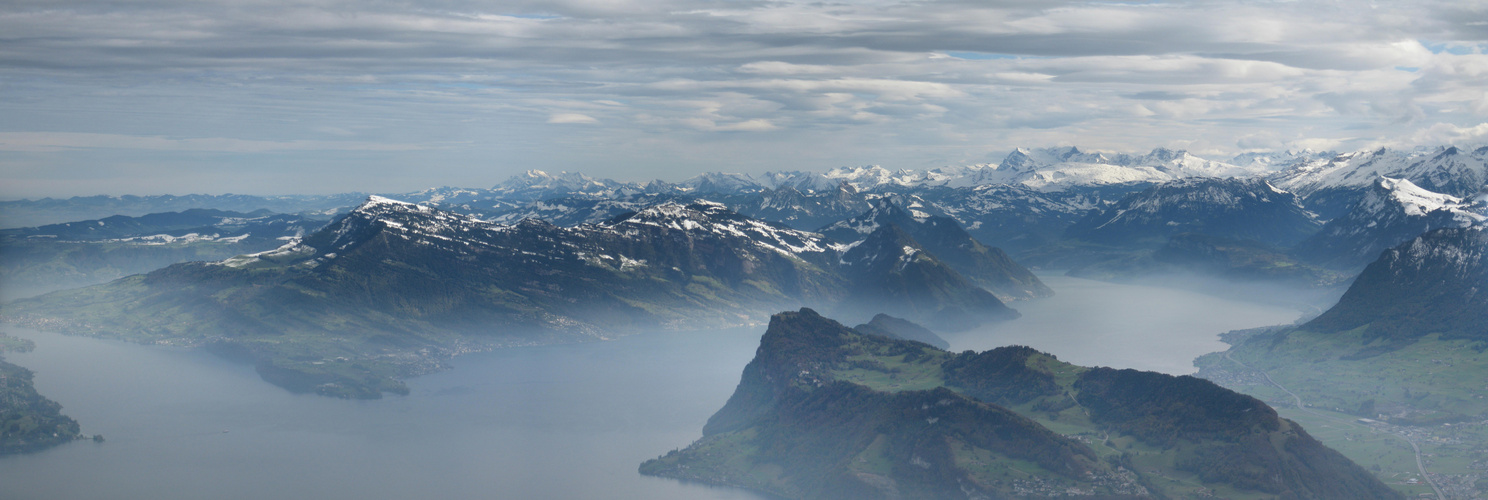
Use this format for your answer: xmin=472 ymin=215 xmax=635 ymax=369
xmin=0 ymin=276 xmax=1303 ymax=499
xmin=0 ymin=327 xmax=771 ymax=500
xmin=944 ymin=274 xmax=1302 ymax=375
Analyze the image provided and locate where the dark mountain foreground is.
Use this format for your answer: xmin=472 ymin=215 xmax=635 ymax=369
xmin=642 ymin=308 xmax=1398 ymax=500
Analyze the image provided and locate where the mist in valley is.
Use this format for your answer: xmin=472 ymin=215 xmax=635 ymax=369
xmin=943 ymin=274 xmax=1312 ymax=375
xmin=0 ymin=271 xmax=1321 ymax=499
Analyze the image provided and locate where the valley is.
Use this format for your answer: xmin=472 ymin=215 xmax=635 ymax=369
xmin=4 ymin=143 xmax=1488 ymax=498
xmin=0 ymin=273 xmax=1329 ymax=499
xmin=9 ymin=2 xmax=1488 ymax=498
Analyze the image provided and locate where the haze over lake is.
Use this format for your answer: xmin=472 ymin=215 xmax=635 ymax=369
xmin=945 ymin=275 xmax=1303 ymax=375
xmin=0 ymin=277 xmax=1304 ymax=499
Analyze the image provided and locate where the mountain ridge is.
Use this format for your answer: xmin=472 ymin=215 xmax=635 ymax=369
xmin=644 ymin=308 xmax=1401 ymax=500
xmin=5 ymin=196 xmax=1017 ymax=398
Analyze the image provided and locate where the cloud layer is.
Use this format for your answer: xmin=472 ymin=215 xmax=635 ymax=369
xmin=2 ymin=0 xmax=1486 ymax=196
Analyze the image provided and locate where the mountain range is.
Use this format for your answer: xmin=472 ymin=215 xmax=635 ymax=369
xmin=0 ymin=209 xmax=328 ymax=300
xmin=641 ymin=308 xmax=1400 ymax=499
xmin=1196 ymin=221 xmax=1488 ymax=481
xmin=819 ymin=199 xmax=1052 ymax=301
xmin=4 ymin=196 xmax=1035 ymax=398
xmin=1292 ymin=176 xmax=1487 ymax=271
xmin=1063 ymin=177 xmax=1321 ymax=249
xmin=6 ymin=142 xmax=1488 ymax=399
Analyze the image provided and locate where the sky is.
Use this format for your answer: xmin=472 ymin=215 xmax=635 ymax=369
xmin=2 ymin=0 xmax=1487 ymax=198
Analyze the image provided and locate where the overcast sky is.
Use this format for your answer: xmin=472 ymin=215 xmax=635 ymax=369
xmin=2 ymin=0 xmax=1487 ymax=198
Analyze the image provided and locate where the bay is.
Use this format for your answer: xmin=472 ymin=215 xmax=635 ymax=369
xmin=0 ymin=275 xmax=1305 ymax=499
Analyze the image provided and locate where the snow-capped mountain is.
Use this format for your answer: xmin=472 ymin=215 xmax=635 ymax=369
xmin=821 ymin=165 xmax=929 ymax=189
xmin=757 ymin=171 xmax=842 ymax=193
xmin=993 ymin=147 xmax=1270 ymax=192
xmin=1270 ymin=146 xmax=1488 ymax=220
xmin=1229 ymin=149 xmax=1336 ymax=171
xmin=480 ymin=183 xmax=870 ymax=232
xmin=605 ymin=200 xmax=839 ymax=257
xmin=485 ymin=196 xmax=660 ymax=226
xmin=229 ymin=196 xmax=839 ymax=273
xmin=13 ymin=143 xmax=1488 ymax=268
xmin=9 ymin=195 xmax=1036 ymax=397
xmin=837 ymin=223 xmax=1018 ymax=330
xmin=489 ymin=170 xmax=642 ymax=200
xmin=1291 ymin=177 xmax=1487 ymax=271
xmin=671 ymin=172 xmax=767 ymax=194
xmin=819 ymin=199 xmax=1052 ymax=301
xmin=1064 ymin=177 xmax=1321 ymax=248
xmin=812 ymin=147 xmax=1262 ymax=193
xmin=202 ymin=196 xmax=1022 ymax=336
xmin=725 ymin=182 xmax=871 ymax=230
xmin=901 ymin=184 xmax=1115 ymax=254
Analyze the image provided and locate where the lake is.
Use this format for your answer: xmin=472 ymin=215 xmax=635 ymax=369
xmin=0 ymin=275 xmax=1306 ymax=499
xmin=944 ymin=275 xmax=1302 ymax=375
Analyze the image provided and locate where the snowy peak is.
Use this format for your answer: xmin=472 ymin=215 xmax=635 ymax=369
xmin=1369 ymin=177 xmax=1470 ymax=218
xmin=491 ymin=169 xmax=638 ymax=199
xmin=979 ymin=146 xmax=1264 ymax=191
xmin=355 ymin=195 xmax=430 ymax=214
xmin=841 ymin=223 xmax=925 ymax=269
xmin=1292 ymin=177 xmax=1488 ymax=271
xmin=817 ymin=198 xmax=926 ymax=242
xmin=1229 ymin=149 xmax=1335 ymax=171
xmin=1270 ymin=145 xmax=1488 ymax=199
xmin=677 ymin=172 xmax=766 ymax=194
xmin=834 ymin=221 xmax=1021 ymax=328
xmin=758 ymin=171 xmax=841 ymax=193
xmin=997 ymin=149 xmax=1039 ymax=173
xmin=823 ymin=165 xmax=897 ymax=187
xmin=821 ymin=165 xmax=953 ymax=190
xmin=1410 ymin=146 xmax=1488 ymax=197
xmin=224 ymin=196 xmax=512 ymax=269
xmin=610 ymin=201 xmax=833 ymax=257
xmin=345 ymin=196 xmax=490 ymax=236
xmin=1143 ymin=147 xmax=1183 ymax=163
xmin=818 ymin=197 xmax=1052 ymax=300
xmin=617 ymin=201 xmax=731 ymax=228
xmin=1359 ymin=176 xmax=1486 ymax=230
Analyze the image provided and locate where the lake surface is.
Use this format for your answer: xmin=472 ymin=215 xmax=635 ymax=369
xmin=0 ymin=276 xmax=1305 ymax=499
xmin=944 ymin=275 xmax=1303 ymax=375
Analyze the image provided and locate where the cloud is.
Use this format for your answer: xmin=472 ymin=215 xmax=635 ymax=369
xmin=736 ymin=61 xmax=839 ymax=75
xmin=707 ymin=118 xmax=778 ymax=132
xmin=2 ymin=0 xmax=1488 ymax=196
xmin=547 ymin=113 xmax=599 ymax=124
xmin=1397 ymin=122 xmax=1488 ymax=147
xmin=0 ymin=132 xmax=427 ymax=153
